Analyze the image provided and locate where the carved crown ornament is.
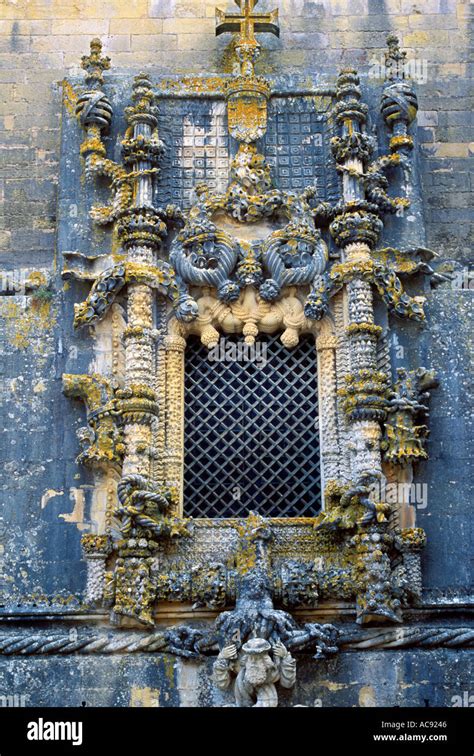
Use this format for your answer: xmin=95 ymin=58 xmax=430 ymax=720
xmin=58 ymin=11 xmax=445 ymax=706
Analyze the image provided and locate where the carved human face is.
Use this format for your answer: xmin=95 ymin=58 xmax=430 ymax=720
xmin=243 ymin=653 xmax=269 ymax=686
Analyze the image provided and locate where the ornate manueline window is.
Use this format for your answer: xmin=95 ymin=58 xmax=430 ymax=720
xmin=184 ymin=333 xmax=320 ymax=518
xmin=59 ymin=17 xmax=439 ymax=707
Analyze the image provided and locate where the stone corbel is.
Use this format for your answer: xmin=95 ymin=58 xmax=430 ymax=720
xmin=62 ymin=373 xmax=124 ymax=470
xmin=383 ymin=367 xmax=438 ymax=465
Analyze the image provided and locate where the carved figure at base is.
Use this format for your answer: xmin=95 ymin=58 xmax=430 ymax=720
xmin=213 ymin=638 xmax=296 ymax=707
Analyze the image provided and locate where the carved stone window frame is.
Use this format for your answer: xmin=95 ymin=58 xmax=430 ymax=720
xmin=59 ymin=33 xmax=440 ymax=682
xmin=159 ymin=287 xmax=341 ymax=518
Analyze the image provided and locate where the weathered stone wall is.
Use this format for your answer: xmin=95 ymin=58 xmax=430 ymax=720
xmin=1 ymin=647 xmax=471 ymax=707
xmin=0 ymin=0 xmax=472 ymax=707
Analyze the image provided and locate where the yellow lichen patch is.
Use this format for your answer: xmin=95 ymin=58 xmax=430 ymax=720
xmin=2 ymin=297 xmax=56 ymax=352
xmin=399 ymin=527 xmax=426 ymax=550
xmin=389 ymin=135 xmax=414 ymax=151
xmin=163 ymin=655 xmax=176 ymax=686
xmin=25 ymin=270 xmax=47 ymax=289
xmin=359 ymin=685 xmax=377 ymax=707
xmin=80 ymin=135 xmax=106 ymax=158
xmin=81 ymin=533 xmax=111 ymax=554
xmin=62 ymin=372 xmax=113 ymax=411
xmin=235 ymin=512 xmax=270 ymax=575
xmin=61 ymin=79 xmax=78 ymax=118
xmin=111 ymin=247 xmax=126 ymax=262
xmin=125 ymin=261 xmax=166 ymax=285
xmin=346 ymin=322 xmax=382 ymax=337
xmin=130 ymin=687 xmax=160 ymax=708
xmin=235 ymin=541 xmax=257 ymax=574
xmin=318 ymin=680 xmax=348 ymax=691
xmin=372 ymin=248 xmax=419 ymax=274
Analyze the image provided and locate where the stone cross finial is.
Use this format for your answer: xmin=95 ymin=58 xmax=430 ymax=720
xmin=81 ymin=37 xmax=111 ymax=88
xmin=216 ymin=0 xmax=279 ymax=46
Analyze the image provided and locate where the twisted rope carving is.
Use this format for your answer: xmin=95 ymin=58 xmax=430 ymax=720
xmin=76 ymin=91 xmax=113 ymax=131
xmin=0 ymin=626 xmax=471 ymax=655
xmin=340 ymin=627 xmax=474 ymax=650
xmin=0 ymin=633 xmax=168 ymax=655
xmin=261 ymin=234 xmax=327 ymax=291
xmin=170 ymin=232 xmax=239 ymax=290
xmin=73 ymin=261 xmax=181 ymax=328
xmin=116 ymin=474 xmax=170 ymax=538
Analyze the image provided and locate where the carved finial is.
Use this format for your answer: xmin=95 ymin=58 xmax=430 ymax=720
xmin=81 ymin=37 xmax=111 ymax=88
xmin=385 ymin=33 xmax=407 ymax=80
xmin=381 ymin=35 xmax=418 ymax=130
xmin=131 ymin=71 xmax=154 ymax=106
xmin=124 ymin=71 xmax=157 ymax=127
xmin=132 ymin=71 xmax=152 ymax=91
xmin=216 ymin=0 xmax=279 ymax=75
xmin=76 ymin=39 xmax=113 ymax=131
xmin=386 ymin=33 xmax=401 ymax=55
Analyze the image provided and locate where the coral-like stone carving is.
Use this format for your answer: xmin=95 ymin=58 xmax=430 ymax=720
xmin=63 ymin=374 xmax=125 ymax=468
xmin=383 ymin=368 xmax=438 ymax=464
xmin=169 ymin=151 xmax=328 ymax=316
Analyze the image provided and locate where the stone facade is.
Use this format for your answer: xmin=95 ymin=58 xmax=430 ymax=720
xmin=0 ymin=0 xmax=472 ymax=707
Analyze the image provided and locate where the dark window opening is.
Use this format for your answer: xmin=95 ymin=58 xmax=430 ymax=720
xmin=184 ymin=333 xmax=321 ymax=517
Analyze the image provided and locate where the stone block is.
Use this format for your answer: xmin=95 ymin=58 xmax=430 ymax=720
xmin=418 ymin=110 xmax=439 ymax=127
xmin=162 ymin=17 xmax=214 ymax=34
xmin=0 ymin=20 xmax=51 ymax=35
xmin=149 ymin=0 xmax=177 ymax=18
xmin=401 ymin=0 xmax=441 ymax=13
xmin=102 ymin=35 xmax=131 ymax=52
xmin=330 ymin=0 xmax=368 ymax=16
xmin=281 ymin=31 xmax=330 ymax=49
xmin=0 ymin=68 xmax=26 ymax=83
xmin=31 ymin=34 xmax=94 ymax=53
xmin=177 ymin=33 xmax=218 ymax=51
xmin=109 ymin=19 xmax=164 ymax=34
xmin=131 ymin=34 xmax=178 ymax=51
xmin=408 ymin=13 xmax=459 ymax=29
xmin=51 ymin=19 xmax=109 ymax=36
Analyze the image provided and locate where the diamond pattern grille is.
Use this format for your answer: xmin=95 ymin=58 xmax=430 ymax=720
xmin=184 ymin=333 xmax=321 ymax=517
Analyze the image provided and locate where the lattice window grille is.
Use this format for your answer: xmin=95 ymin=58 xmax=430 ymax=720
xmin=184 ymin=333 xmax=321 ymax=518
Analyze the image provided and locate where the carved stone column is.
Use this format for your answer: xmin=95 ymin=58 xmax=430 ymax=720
xmin=117 ymin=73 xmax=164 ymax=480
xmin=163 ymin=334 xmax=187 ymax=515
xmin=316 ymin=333 xmax=340 ymax=484
xmin=330 ymin=70 xmax=386 ymax=483
xmin=344 ymin=244 xmax=385 ymax=480
xmin=81 ymin=534 xmax=112 ymax=607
